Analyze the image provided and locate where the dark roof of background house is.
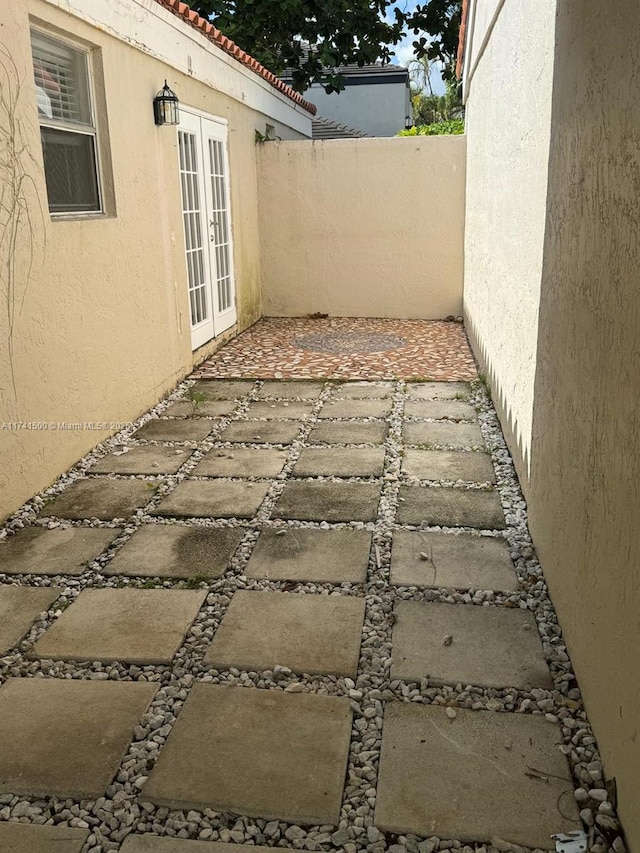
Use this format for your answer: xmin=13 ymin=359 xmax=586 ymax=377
xmin=311 ymin=116 xmax=369 ymax=139
xmin=152 ymin=0 xmax=317 ymax=114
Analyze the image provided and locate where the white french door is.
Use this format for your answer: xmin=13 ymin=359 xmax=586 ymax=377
xmin=178 ymin=110 xmax=237 ymax=350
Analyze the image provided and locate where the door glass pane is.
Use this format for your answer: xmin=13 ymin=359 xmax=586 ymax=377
xmin=178 ymin=130 xmax=208 ymax=328
xmin=208 ymin=138 xmax=233 ymax=313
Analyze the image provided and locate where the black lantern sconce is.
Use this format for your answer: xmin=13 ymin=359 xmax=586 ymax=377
xmin=153 ymin=80 xmax=179 ymax=126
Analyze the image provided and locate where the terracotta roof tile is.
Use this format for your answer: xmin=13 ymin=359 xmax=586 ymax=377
xmin=152 ymin=0 xmax=317 ymax=114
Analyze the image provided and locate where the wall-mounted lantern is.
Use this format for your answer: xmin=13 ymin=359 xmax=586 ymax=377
xmin=153 ymin=80 xmax=179 ymax=126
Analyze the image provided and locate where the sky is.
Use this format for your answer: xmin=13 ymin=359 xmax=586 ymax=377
xmin=386 ymin=0 xmax=447 ymax=95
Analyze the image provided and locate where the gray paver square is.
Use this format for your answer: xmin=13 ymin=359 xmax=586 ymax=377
xmin=190 ymin=380 xmax=255 ymax=399
xmin=0 ymin=678 xmax=156 ymax=799
xmin=404 ymin=421 xmax=484 ymax=448
xmin=132 ymin=419 xmax=214 ymax=442
xmin=391 ymin=531 xmax=517 ymax=591
xmin=318 ymin=398 xmax=392 ymax=418
xmin=404 ymin=399 xmax=477 ymax=420
xmin=391 ymin=600 xmax=552 ymax=689
xmin=375 ymin=704 xmax=579 ymax=846
xmin=396 ymin=486 xmax=506 ymax=529
xmin=164 ymin=400 xmax=237 ymax=418
xmin=332 ymin=381 xmax=394 ymax=398
xmin=33 ymin=588 xmax=206 ymax=664
xmin=194 ymin=447 xmax=288 ymax=478
xmin=308 ymin=421 xmax=388 ymax=445
xmin=0 ymin=822 xmax=89 ymax=853
xmin=152 ymin=481 xmax=270 ymax=518
xmin=122 ymin=840 xmax=277 ymax=853
xmin=143 ymin=684 xmax=352 ymax=824
xmin=244 ymin=401 xmax=315 ymax=419
xmin=0 ymin=585 xmax=62 ymax=654
xmin=406 ymin=381 xmax=471 ymax=400
xmin=256 ymin=381 xmax=324 ymax=399
xmin=205 ymin=590 xmax=366 ymax=676
xmin=0 ymin=526 xmax=119 ymax=576
xmin=274 ymin=482 xmax=380 ymax=522
xmin=218 ymin=420 xmax=301 ymax=444
xmin=104 ymin=524 xmax=244 ymax=578
xmin=92 ymin=445 xmax=194 ymax=475
xmin=403 ymin=449 xmax=496 ymax=483
xmin=245 ymin=528 xmax=371 ymax=583
xmin=41 ymin=479 xmax=155 ymax=520
xmin=293 ymin=447 xmax=385 ymax=477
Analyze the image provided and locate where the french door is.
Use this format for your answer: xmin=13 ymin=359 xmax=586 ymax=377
xmin=178 ymin=110 xmax=237 ymax=350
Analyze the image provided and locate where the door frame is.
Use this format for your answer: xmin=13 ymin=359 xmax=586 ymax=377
xmin=178 ymin=107 xmax=237 ymax=351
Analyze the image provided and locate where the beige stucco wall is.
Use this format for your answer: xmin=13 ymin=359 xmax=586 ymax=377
xmin=0 ymin=0 xmax=308 ymax=521
xmin=462 ymin=0 xmax=556 ymax=487
xmin=257 ymin=136 xmax=465 ymax=319
xmin=528 ymin=1 xmax=640 ymax=848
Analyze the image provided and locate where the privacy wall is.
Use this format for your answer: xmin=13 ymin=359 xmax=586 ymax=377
xmin=257 ymin=137 xmax=466 ymax=320
xmin=529 ymin=1 xmax=640 ymax=846
xmin=462 ymin=0 xmax=556 ymax=487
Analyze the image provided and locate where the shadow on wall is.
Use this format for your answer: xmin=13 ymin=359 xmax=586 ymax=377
xmin=464 ymin=310 xmax=531 ymax=492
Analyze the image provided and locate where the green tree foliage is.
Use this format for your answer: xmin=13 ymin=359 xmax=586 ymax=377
xmin=411 ymin=77 xmax=463 ymax=125
xmin=397 ymin=118 xmax=464 ymax=136
xmin=189 ymin=0 xmax=461 ymax=93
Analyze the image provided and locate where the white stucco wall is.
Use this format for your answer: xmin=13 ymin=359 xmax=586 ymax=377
xmin=303 ymin=79 xmax=411 ymax=137
xmin=462 ymin=0 xmax=556 ymax=486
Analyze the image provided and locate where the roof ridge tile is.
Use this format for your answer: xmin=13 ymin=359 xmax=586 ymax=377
xmin=153 ymin=0 xmax=316 ymax=114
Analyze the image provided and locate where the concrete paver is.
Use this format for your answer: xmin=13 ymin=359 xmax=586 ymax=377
xmin=143 ymin=684 xmax=352 ymax=824
xmin=0 ymin=678 xmax=156 ymax=799
xmin=404 ymin=399 xmax=477 ymax=420
xmin=402 ymin=449 xmax=496 ymax=483
xmin=34 ymin=589 xmax=206 ymax=664
xmin=152 ymin=481 xmax=270 ymax=518
xmin=244 ymin=401 xmax=315 ymax=419
xmin=205 ymin=590 xmax=366 ymax=676
xmin=375 ymin=703 xmax=580 ymax=846
xmin=0 ymin=585 xmax=62 ymax=653
xmin=0 ymin=526 xmax=119 ymax=576
xmin=132 ymin=419 xmax=215 ymax=442
xmin=406 ymin=381 xmax=470 ymax=400
xmin=274 ymin=481 xmax=380 ymax=522
xmin=0 ymin=822 xmax=89 ymax=853
xmin=104 ymin=524 xmax=244 ymax=578
xmin=92 ymin=445 xmax=193 ymax=475
xmin=245 ymin=528 xmax=371 ymax=583
xmin=308 ymin=421 xmax=388 ymax=445
xmin=391 ymin=531 xmax=517 ymax=590
xmin=193 ymin=447 xmax=288 ymax=478
xmin=41 ymin=479 xmax=155 ymax=520
xmin=164 ymin=400 xmax=237 ymax=418
xmin=318 ymin=398 xmax=392 ymax=418
xmin=332 ymin=381 xmax=394 ymax=398
xmin=396 ymin=486 xmax=506 ymax=528
xmin=391 ymin=600 xmax=552 ymax=689
xmin=404 ymin=421 xmax=485 ymax=448
xmin=256 ymin=381 xmax=324 ymax=398
xmin=217 ymin=420 xmax=301 ymax=444
xmin=293 ymin=447 xmax=385 ymax=477
xmin=190 ymin=380 xmax=255 ymax=399
xmin=121 ymin=840 xmax=276 ymax=853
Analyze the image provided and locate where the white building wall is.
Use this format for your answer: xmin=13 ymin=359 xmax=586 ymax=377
xmin=462 ymin=0 xmax=556 ymax=486
xmin=304 ymin=80 xmax=410 ymax=137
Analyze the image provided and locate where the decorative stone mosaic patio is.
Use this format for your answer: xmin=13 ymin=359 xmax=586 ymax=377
xmin=0 ymin=369 xmax=621 ymax=853
xmin=193 ymin=318 xmax=477 ymax=381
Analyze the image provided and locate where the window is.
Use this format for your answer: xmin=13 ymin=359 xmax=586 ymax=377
xmin=31 ymin=30 xmax=101 ymax=214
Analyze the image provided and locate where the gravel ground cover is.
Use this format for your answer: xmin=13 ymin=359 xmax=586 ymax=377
xmin=0 ymin=375 xmax=627 ymax=853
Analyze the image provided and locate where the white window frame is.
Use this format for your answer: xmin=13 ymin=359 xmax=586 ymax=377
xmin=30 ymin=26 xmax=104 ymax=218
